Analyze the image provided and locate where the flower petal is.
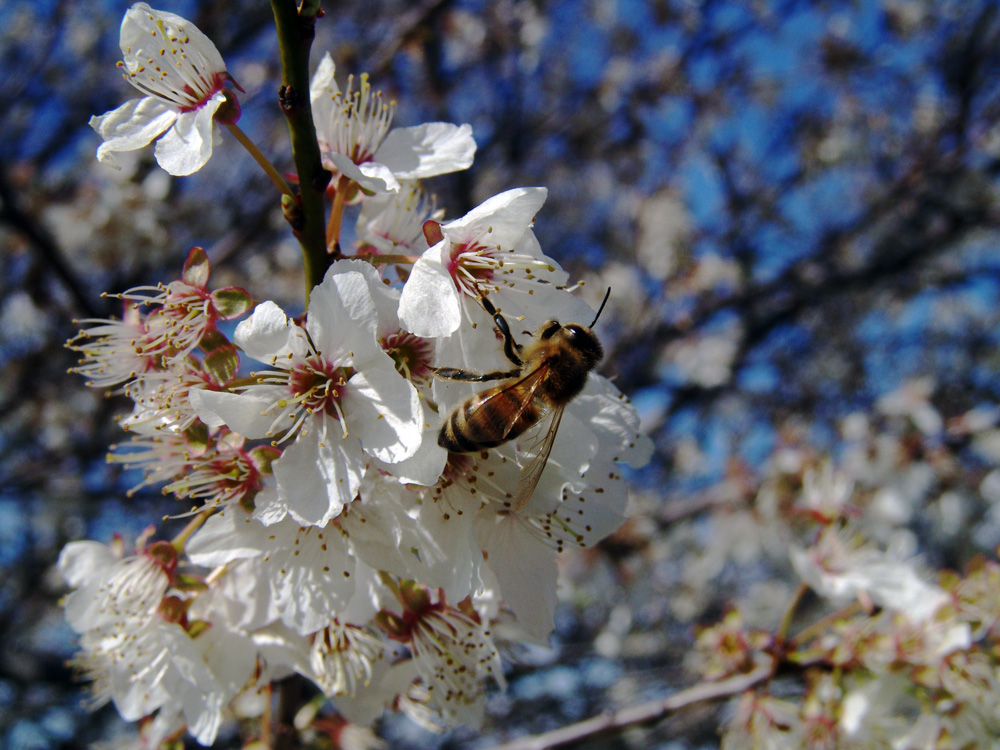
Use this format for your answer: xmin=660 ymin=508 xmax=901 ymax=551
xmin=275 ymin=421 xmax=363 ymax=526
xmin=153 ymin=95 xmax=223 ymax=176
xmin=268 ymin=519 xmax=357 ymax=634
xmin=410 ymin=499 xmax=481 ymax=603
xmin=374 ymin=122 xmax=476 ymax=179
xmin=475 ymin=511 xmax=557 ymax=641
xmin=235 ymin=301 xmax=310 ymax=365
xmin=91 ymin=97 xmax=177 ymax=169
xmin=186 ymin=510 xmax=270 ymax=567
xmin=326 ymin=152 xmax=399 ymax=194
xmin=306 ymin=267 xmax=382 ymax=365
xmin=342 ymin=358 xmax=422 ymax=463
xmin=309 ymin=53 xmax=340 ymax=144
xmin=251 ymin=484 xmax=288 ymax=526
xmin=443 ymin=186 xmax=548 ymax=249
xmin=322 ymin=259 xmax=401 ymax=338
xmin=121 ymin=4 xmax=226 ymax=81
xmin=397 ymin=241 xmax=462 ymax=337
xmin=371 ymin=420 xmax=448 ymax=485
xmin=57 ymin=540 xmax=116 ymax=588
xmin=578 ymin=375 xmax=654 ymax=468
xmin=189 ymin=387 xmax=292 ymax=439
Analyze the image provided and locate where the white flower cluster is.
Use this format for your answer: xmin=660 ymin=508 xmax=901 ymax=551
xmin=66 ymin=5 xmax=652 ymax=746
xmin=692 ymin=461 xmax=1000 ymax=750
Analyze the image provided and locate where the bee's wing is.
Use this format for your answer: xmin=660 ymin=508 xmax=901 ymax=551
xmin=510 ymin=404 xmax=566 ymax=513
xmin=472 ymin=360 xmax=553 ymax=442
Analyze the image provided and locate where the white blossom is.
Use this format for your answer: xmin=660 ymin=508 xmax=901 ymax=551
xmin=356 ymin=181 xmax=442 ymax=257
xmin=90 ymin=4 xmax=237 ymax=176
xmin=398 ymin=187 xmax=592 ymax=337
xmin=187 ymin=510 xmax=360 ymax=634
xmin=796 ymin=460 xmax=855 ymax=523
xmin=67 ymin=30 xmax=659 ymax=733
xmin=790 ymin=525 xmax=948 ymax=621
xmin=311 ymin=53 xmax=475 ymax=196
xmin=309 ymin=621 xmax=386 ymax=698
xmin=58 ymin=537 xmax=256 ymax=746
xmin=59 ymin=539 xmax=170 ymax=634
xmin=191 ymin=261 xmax=424 ymax=526
xmin=379 ymin=587 xmax=504 ymax=727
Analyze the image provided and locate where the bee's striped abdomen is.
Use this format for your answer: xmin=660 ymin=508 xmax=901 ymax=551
xmin=438 ymin=388 xmax=543 ymax=453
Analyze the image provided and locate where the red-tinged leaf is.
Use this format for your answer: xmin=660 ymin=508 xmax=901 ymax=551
xmin=423 ymin=220 xmax=444 ymax=246
xmin=182 ymin=246 xmax=210 ymax=288
xmin=186 ymin=619 xmax=211 ymax=638
xmin=184 ymin=421 xmax=211 ymax=454
xmin=203 ymin=345 xmax=240 ymax=386
xmin=173 ymin=573 xmax=209 ymax=592
xmin=199 ymin=328 xmax=230 ymax=353
xmin=211 ymin=287 xmax=253 ymax=319
xmin=248 ymin=445 xmax=281 ymax=474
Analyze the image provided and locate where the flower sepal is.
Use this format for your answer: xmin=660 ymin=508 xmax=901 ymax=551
xmin=172 ymin=573 xmax=209 ymax=593
xmin=202 ymin=343 xmax=240 ymax=386
xmin=211 ymin=287 xmax=254 ymax=319
xmin=374 ymin=611 xmax=409 ymax=641
xmin=213 ymin=88 xmax=243 ymax=125
xmin=183 ymin=246 xmax=211 ymax=288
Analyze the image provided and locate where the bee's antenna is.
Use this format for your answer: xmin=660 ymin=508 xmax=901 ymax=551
xmin=590 ymin=288 xmax=612 ymax=327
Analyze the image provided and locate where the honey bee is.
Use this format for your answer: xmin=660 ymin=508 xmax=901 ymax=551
xmin=434 ymin=290 xmax=610 ymax=512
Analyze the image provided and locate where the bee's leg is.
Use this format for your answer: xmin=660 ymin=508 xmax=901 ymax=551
xmin=479 ymin=295 xmax=523 ymax=366
xmin=431 ymin=366 xmax=521 ymax=382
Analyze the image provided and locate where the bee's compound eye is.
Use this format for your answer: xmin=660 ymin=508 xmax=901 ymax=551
xmin=565 ymin=324 xmax=584 ymax=339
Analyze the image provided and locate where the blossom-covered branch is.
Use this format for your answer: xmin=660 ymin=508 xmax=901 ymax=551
xmin=63 ymin=4 xmax=652 ymax=746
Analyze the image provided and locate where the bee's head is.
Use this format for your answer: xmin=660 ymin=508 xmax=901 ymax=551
xmin=541 ymin=321 xmax=603 ymax=367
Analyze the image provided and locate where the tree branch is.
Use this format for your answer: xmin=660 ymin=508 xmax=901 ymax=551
xmin=270 ymin=0 xmax=331 ymax=306
xmin=484 ymin=662 xmax=772 ymax=750
xmin=0 ymin=166 xmax=99 ymax=318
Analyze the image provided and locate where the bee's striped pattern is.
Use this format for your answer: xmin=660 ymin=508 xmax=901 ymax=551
xmin=439 ymin=379 xmax=545 ymax=453
xmin=435 ymin=292 xmax=609 ymax=510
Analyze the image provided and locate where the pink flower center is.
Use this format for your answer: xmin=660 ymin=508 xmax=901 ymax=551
xmin=381 ymin=330 xmax=434 ymax=381
xmin=441 ymin=452 xmax=474 ymax=483
xmin=289 ymin=357 xmax=354 ymax=419
xmin=446 ymin=241 xmax=497 ymax=296
xmin=176 ymin=71 xmax=228 ymax=112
